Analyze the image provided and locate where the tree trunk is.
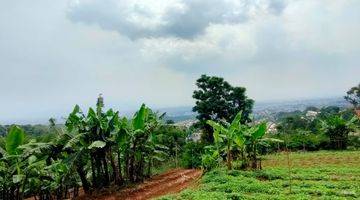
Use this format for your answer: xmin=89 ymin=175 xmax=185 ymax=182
xmin=90 ymin=155 xmax=98 ymax=188
xmin=147 ymin=157 xmax=152 ymax=177
xmin=227 ymin=144 xmax=232 ymax=170
xmin=108 ymin=148 xmax=120 ymax=184
xmin=117 ymin=149 xmax=124 ymax=184
xmin=95 ymin=153 xmax=103 ymax=187
xmin=102 ymin=153 xmax=110 ymax=186
xmin=251 ymin=143 xmax=257 ymax=169
xmin=129 ymin=142 xmax=137 ymax=182
xmin=76 ymin=165 xmax=90 ymax=193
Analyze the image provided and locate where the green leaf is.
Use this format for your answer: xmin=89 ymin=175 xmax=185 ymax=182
xmin=234 ymin=135 xmax=245 ymax=147
xmin=252 ymin=123 xmax=267 ymax=140
xmin=133 ymin=104 xmax=147 ymax=130
xmin=12 ymin=174 xmax=25 ymax=184
xmin=88 ymin=140 xmax=106 ymax=149
xmin=87 ymin=108 xmax=97 ymax=119
xmin=207 ymin=120 xmax=224 ymax=144
xmin=229 ymin=111 xmax=242 ymax=131
xmin=6 ymin=126 xmax=25 ymax=155
xmin=28 ymin=155 xmax=37 ymax=165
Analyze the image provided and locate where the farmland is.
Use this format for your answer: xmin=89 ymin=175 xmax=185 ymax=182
xmin=160 ymin=151 xmax=360 ymax=200
xmin=0 ymin=79 xmax=359 ymax=200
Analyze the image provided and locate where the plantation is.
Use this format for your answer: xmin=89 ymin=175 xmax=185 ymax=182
xmin=0 ymin=78 xmax=359 ymax=200
xmin=159 ymin=151 xmax=360 ymax=200
xmin=0 ymin=96 xmax=188 ymax=200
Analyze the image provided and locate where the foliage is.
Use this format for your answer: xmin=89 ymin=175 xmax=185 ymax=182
xmin=344 ymin=83 xmax=360 ymax=108
xmin=320 ymin=114 xmax=358 ymax=150
xmin=180 ymin=141 xmax=205 ymax=169
xmin=275 ymin=106 xmax=359 ymax=151
xmin=159 ymin=151 xmax=360 ymax=200
xmin=154 ymin=125 xmax=187 ymax=167
xmin=0 ymin=124 xmax=54 ymax=137
xmin=0 ymin=96 xmax=171 ymax=199
xmin=206 ymin=111 xmax=282 ymax=170
xmin=269 ymin=132 xmax=329 ymax=151
xmin=201 ymin=149 xmax=220 ymax=172
xmin=192 ymin=75 xmax=254 ymax=143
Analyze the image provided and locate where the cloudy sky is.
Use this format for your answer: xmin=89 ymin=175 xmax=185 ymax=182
xmin=0 ymin=0 xmax=359 ymax=123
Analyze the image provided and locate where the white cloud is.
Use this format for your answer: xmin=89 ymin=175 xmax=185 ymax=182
xmin=67 ymin=0 xmax=288 ymax=39
xmin=0 ymin=0 xmax=359 ymax=123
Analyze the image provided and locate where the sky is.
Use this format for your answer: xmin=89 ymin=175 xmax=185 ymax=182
xmin=0 ymin=0 xmax=359 ymax=123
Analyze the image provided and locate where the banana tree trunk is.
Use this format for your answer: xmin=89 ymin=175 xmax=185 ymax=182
xmin=117 ymin=148 xmax=124 ymax=185
xmin=90 ymin=156 xmax=98 ymax=188
xmin=147 ymin=157 xmax=152 ymax=177
xmin=108 ymin=148 xmax=120 ymax=184
xmin=76 ymin=165 xmax=90 ymax=193
xmin=251 ymin=143 xmax=257 ymax=169
xmin=227 ymin=143 xmax=232 ymax=170
xmin=102 ymin=154 xmax=110 ymax=186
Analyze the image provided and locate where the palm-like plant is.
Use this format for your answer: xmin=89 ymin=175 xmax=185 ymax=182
xmin=0 ymin=96 xmax=167 ymax=198
xmin=321 ymin=114 xmax=358 ymax=150
xmin=0 ymin=126 xmax=27 ymax=199
xmin=207 ymin=112 xmax=245 ymax=170
xmin=207 ymin=111 xmax=282 ymax=170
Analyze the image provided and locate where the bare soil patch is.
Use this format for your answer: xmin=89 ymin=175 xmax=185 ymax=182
xmin=77 ymin=168 xmax=202 ymax=200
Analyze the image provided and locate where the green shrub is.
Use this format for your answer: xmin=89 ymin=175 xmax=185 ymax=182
xmin=180 ymin=141 xmax=205 ymax=168
xmin=201 ymin=153 xmax=219 ymax=171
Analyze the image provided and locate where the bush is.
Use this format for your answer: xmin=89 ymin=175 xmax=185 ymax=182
xmin=348 ymin=134 xmax=360 ymax=150
xmin=181 ymin=141 xmax=205 ymax=168
xmin=201 ymin=152 xmax=219 ymax=172
xmin=265 ymin=133 xmax=330 ymax=152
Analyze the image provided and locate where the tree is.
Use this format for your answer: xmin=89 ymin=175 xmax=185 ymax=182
xmin=207 ymin=111 xmax=282 ymax=170
xmin=207 ymin=112 xmax=245 ymax=170
xmin=344 ymin=83 xmax=360 ymax=108
xmin=193 ymin=75 xmax=254 ymax=143
xmin=321 ymin=114 xmax=358 ymax=150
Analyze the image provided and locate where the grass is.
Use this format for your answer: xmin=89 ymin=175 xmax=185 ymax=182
xmin=158 ymin=151 xmax=360 ymax=200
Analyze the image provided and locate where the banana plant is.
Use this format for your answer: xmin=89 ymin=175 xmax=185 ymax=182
xmin=243 ymin=123 xmax=266 ymax=169
xmin=66 ymin=94 xmax=130 ymax=189
xmin=207 ymin=111 xmax=283 ymax=170
xmin=0 ymin=126 xmax=27 ymax=199
xmin=126 ymin=104 xmax=164 ymax=182
xmin=207 ymin=111 xmax=245 ymax=170
xmin=321 ymin=114 xmax=358 ymax=150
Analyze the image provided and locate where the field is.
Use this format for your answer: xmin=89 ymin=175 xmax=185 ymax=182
xmin=159 ymin=151 xmax=360 ymax=200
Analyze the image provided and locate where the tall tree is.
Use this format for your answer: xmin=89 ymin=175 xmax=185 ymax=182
xmin=344 ymin=83 xmax=360 ymax=109
xmin=193 ymin=75 xmax=254 ymax=143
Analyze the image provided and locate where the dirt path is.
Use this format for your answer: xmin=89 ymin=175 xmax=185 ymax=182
xmin=79 ymin=168 xmax=202 ymax=200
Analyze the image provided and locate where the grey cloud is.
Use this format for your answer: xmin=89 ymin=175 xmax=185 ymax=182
xmin=268 ymin=0 xmax=287 ymax=15
xmin=67 ymin=0 xmax=287 ymax=40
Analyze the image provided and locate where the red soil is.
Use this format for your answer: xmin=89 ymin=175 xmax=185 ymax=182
xmin=77 ymin=168 xmax=202 ymax=200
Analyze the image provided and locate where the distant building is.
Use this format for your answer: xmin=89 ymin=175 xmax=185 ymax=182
xmin=174 ymin=119 xmax=197 ymax=129
xmin=305 ymin=110 xmax=319 ymax=120
xmin=267 ymin=122 xmax=277 ymax=133
xmin=187 ymin=131 xmax=202 ymax=142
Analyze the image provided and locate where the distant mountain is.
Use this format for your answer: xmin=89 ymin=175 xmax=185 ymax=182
xmin=155 ymin=106 xmax=196 ymax=123
xmin=156 ymin=97 xmax=351 ymax=123
xmin=253 ymin=97 xmax=350 ymax=121
xmin=1 ymin=97 xmax=350 ymax=125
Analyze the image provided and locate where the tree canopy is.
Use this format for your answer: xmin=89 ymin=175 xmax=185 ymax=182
xmin=344 ymin=83 xmax=360 ymax=108
xmin=192 ymin=75 xmax=254 ymax=143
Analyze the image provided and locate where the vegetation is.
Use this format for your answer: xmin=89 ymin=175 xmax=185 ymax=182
xmin=159 ymin=151 xmax=360 ymax=200
xmin=205 ymin=111 xmax=281 ymax=170
xmin=0 ymin=96 xmax=188 ymax=200
xmin=193 ymin=75 xmax=254 ymax=143
xmin=345 ymin=82 xmax=360 ymax=108
xmin=0 ymin=76 xmax=359 ymax=199
xmin=272 ymin=106 xmax=359 ymax=151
